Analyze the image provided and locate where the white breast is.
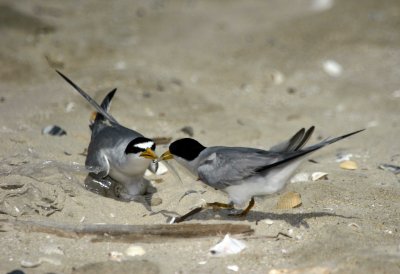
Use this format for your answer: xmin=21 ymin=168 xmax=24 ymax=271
xmin=225 ymin=159 xmax=303 ymax=207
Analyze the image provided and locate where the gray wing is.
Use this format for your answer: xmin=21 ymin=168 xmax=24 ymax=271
xmin=85 ymin=150 xmax=110 ymax=178
xmin=197 ymin=148 xmax=283 ymax=189
xmin=197 ymin=128 xmax=364 ymax=189
xmin=270 ymin=126 xmax=314 ymax=152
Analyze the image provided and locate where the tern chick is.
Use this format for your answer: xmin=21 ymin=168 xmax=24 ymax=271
xmin=160 ymin=127 xmax=364 ymax=221
xmin=57 ymin=71 xmax=158 ymax=200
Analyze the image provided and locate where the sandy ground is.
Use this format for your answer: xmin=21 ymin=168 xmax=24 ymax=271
xmin=1 ymin=0 xmax=400 ymax=273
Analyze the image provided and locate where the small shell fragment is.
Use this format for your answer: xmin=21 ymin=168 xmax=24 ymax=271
xmin=323 ymin=60 xmax=343 ymax=77
xmin=108 ymin=251 xmax=124 ymax=262
xmin=276 ymin=192 xmax=302 ymax=209
xmin=42 ymin=125 xmax=67 ymax=136
xmin=227 ymin=265 xmax=239 ymax=272
xmin=209 ymin=234 xmax=246 ymax=256
xmin=20 ymin=258 xmax=42 ymax=268
xmin=264 ymin=219 xmax=274 ymax=225
xmin=311 ymin=0 xmax=334 ymax=12
xmin=378 ymin=163 xmax=400 ymax=175
xmin=339 ymin=160 xmax=358 ymax=170
xmin=125 ymin=245 xmax=146 ymax=257
xmin=311 ymin=172 xmax=328 ymax=181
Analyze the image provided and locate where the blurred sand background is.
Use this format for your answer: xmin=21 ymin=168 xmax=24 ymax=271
xmin=0 ymin=0 xmax=399 ymax=273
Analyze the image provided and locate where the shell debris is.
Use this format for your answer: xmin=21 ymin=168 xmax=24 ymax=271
xmin=339 ymin=160 xmax=358 ymax=170
xmin=108 ymin=251 xmax=124 ymax=262
xmin=20 ymin=258 xmax=42 ymax=268
xmin=311 ymin=172 xmax=328 ymax=181
xmin=323 ymin=60 xmax=343 ymax=77
xmin=209 ymin=234 xmax=246 ymax=257
xmin=227 ymin=265 xmax=239 ymax=272
xmin=276 ymin=191 xmax=302 ymax=209
xmin=42 ymin=125 xmax=67 ymax=136
xmin=125 ymin=245 xmax=146 ymax=257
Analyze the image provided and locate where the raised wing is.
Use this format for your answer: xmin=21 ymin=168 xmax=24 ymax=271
xmin=197 ymin=148 xmax=283 ymax=189
xmin=56 ymin=70 xmax=119 ymax=125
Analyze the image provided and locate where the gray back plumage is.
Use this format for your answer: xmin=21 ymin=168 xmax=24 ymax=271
xmin=197 ymin=147 xmax=283 ymax=189
xmin=196 ymin=128 xmax=364 ymax=189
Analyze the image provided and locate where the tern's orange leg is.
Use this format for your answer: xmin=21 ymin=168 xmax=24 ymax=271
xmin=229 ymin=197 xmax=255 ymax=217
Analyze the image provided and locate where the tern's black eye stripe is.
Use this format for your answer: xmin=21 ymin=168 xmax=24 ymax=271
xmin=151 ymin=143 xmax=156 ymax=151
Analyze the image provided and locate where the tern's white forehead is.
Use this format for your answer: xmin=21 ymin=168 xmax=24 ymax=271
xmin=134 ymin=141 xmax=154 ymax=149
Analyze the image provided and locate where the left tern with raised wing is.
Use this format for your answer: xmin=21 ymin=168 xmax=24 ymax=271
xmin=56 ymin=71 xmax=158 ymax=200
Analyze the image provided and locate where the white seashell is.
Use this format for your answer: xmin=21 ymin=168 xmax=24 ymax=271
xmin=340 ymin=160 xmax=358 ymax=170
xmin=209 ymin=234 xmax=246 ymax=256
xmin=290 ymin=172 xmax=310 ymax=183
xmin=108 ymin=251 xmax=124 ymax=262
xmin=311 ymin=0 xmax=334 ymax=12
xmin=270 ymin=70 xmax=285 ymax=85
xmin=264 ymin=219 xmax=274 ymax=225
xmin=336 ymin=153 xmax=353 ymax=162
xmin=20 ymin=258 xmax=42 ymax=268
xmin=323 ymin=60 xmax=343 ymax=77
xmin=125 ymin=245 xmax=146 ymax=257
xmin=198 ymin=261 xmax=207 ymax=265
xmin=311 ymin=172 xmax=328 ymax=181
xmin=227 ymin=265 xmax=239 ymax=272
xmin=65 ymin=102 xmax=75 ymax=112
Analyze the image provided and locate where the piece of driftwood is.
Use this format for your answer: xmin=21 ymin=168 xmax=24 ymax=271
xmin=0 ymin=219 xmax=253 ymax=243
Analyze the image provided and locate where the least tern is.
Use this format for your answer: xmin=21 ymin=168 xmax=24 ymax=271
xmin=160 ymin=127 xmax=364 ymax=221
xmin=57 ymin=71 xmax=158 ymax=199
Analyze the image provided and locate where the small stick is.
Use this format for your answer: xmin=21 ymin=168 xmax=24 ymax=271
xmin=0 ymin=219 xmax=253 ymax=243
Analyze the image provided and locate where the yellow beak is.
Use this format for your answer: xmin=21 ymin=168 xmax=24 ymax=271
xmin=139 ymin=148 xmax=158 ymax=160
xmin=160 ymin=150 xmax=174 ymax=161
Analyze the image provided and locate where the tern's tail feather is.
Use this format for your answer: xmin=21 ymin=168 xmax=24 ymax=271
xmin=270 ymin=126 xmax=315 ymax=152
xmin=90 ymin=89 xmax=117 ymax=130
xmin=257 ymin=128 xmax=365 ymax=173
xmin=56 ymin=70 xmax=119 ymax=125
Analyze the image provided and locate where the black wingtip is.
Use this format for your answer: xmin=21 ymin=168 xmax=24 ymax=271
xmin=56 ymin=70 xmax=79 ymax=90
xmin=109 ymin=88 xmax=117 ymax=98
xmin=330 ymin=128 xmax=365 ymax=142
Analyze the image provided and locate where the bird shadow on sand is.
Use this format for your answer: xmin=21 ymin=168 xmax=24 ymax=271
xmin=173 ymin=209 xmax=356 ymax=228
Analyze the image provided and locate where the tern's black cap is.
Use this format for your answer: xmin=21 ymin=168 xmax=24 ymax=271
xmin=169 ymin=138 xmax=206 ymax=161
xmin=125 ymin=137 xmax=155 ymax=154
